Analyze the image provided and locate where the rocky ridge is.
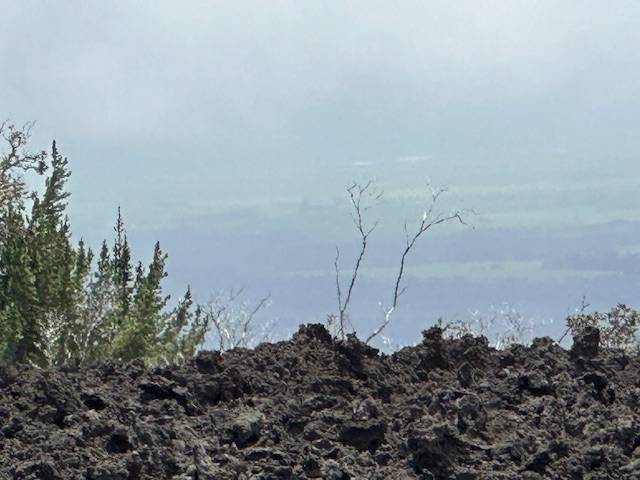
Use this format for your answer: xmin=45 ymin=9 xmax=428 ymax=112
xmin=1 ymin=324 xmax=640 ymax=479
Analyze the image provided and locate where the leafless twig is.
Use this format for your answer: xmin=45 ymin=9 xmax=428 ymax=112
xmin=202 ymin=289 xmax=273 ymax=352
xmin=0 ymin=121 xmax=48 ymax=231
xmin=365 ymin=183 xmax=473 ymax=343
xmin=557 ymin=295 xmax=590 ymax=345
xmin=333 ymin=181 xmax=382 ymax=339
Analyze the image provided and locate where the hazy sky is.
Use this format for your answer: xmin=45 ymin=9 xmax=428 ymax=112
xmin=4 ymin=2 xmax=640 ymax=344
xmin=4 ymin=2 xmax=640 ymax=204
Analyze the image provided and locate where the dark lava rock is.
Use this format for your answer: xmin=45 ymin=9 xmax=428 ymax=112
xmin=194 ymin=350 xmax=222 ymax=374
xmin=524 ymin=450 xmax=552 ymax=475
xmin=338 ymin=420 xmax=386 ymax=452
xmin=106 ymin=427 xmax=133 ymax=453
xmin=80 ymin=391 xmax=108 ymax=410
xmin=13 ymin=460 xmax=62 ymax=480
xmin=1 ymin=322 xmax=640 ymax=478
xmin=228 ymin=410 xmax=264 ymax=448
xmin=138 ymin=378 xmax=201 ymax=415
xmin=456 ymin=394 xmax=487 ymax=433
xmin=583 ymin=371 xmax=608 ymax=391
xmin=457 ymin=362 xmax=475 ymax=387
xmin=321 ymin=460 xmax=351 ymax=480
xmin=570 ymin=326 xmax=600 ymax=358
xmin=1 ymin=416 xmax=23 ymax=439
xmin=517 ymin=371 xmax=554 ymax=396
xmin=0 ymin=361 xmax=18 ymax=388
xmin=407 ymin=424 xmax=461 ymax=478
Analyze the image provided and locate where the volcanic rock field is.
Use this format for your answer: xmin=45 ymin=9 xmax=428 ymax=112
xmin=1 ymin=324 xmax=640 ymax=479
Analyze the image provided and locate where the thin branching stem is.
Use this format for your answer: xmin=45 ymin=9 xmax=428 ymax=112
xmin=365 ymin=184 xmax=473 ymax=344
xmin=334 ymin=181 xmax=382 ymax=339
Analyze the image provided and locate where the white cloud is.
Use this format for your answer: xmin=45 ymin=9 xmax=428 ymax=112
xmin=3 ymin=1 xmax=639 ymax=139
xmin=2 ymin=0 xmax=640 ymax=178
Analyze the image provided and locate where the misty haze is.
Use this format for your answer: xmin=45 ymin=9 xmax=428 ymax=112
xmin=2 ymin=2 xmax=640 ymax=478
xmin=4 ymin=2 xmax=640 ymax=348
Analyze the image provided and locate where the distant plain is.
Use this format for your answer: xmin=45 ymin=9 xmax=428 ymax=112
xmin=66 ymin=154 xmax=640 ymax=348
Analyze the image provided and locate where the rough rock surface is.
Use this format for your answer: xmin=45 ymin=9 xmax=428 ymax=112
xmin=1 ymin=324 xmax=640 ymax=479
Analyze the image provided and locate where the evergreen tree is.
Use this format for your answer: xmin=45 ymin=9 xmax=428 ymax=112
xmin=0 ymin=123 xmax=49 ymax=364
xmin=75 ymin=240 xmax=116 ymax=365
xmin=64 ymin=238 xmax=92 ymax=363
xmin=25 ymin=142 xmax=78 ymax=365
xmin=111 ymin=207 xmax=132 ymax=325
xmin=158 ymin=287 xmax=209 ymax=364
xmin=0 ymin=122 xmax=209 ymax=367
xmin=0 ymin=208 xmax=43 ymax=366
xmin=114 ymin=241 xmax=169 ymax=363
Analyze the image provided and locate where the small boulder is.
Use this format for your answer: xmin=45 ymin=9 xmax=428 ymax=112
xmin=456 ymin=394 xmax=487 ymax=433
xmin=321 ymin=460 xmax=351 ymax=480
xmin=229 ymin=410 xmax=264 ymax=448
xmin=81 ymin=391 xmax=108 ymax=411
xmin=106 ymin=427 xmax=133 ymax=454
xmin=582 ymin=372 xmax=608 ymax=392
xmin=194 ymin=350 xmax=222 ymax=374
xmin=1 ymin=416 xmax=23 ymax=439
xmin=457 ymin=362 xmax=474 ymax=388
xmin=339 ymin=421 xmax=386 ymax=453
xmin=14 ymin=460 xmax=61 ymax=480
xmin=293 ymin=323 xmax=334 ymax=343
xmin=523 ymin=450 xmax=551 ymax=475
xmin=570 ymin=327 xmax=600 ymax=359
xmin=517 ymin=372 xmax=554 ymax=396
xmin=0 ymin=362 xmax=18 ymax=388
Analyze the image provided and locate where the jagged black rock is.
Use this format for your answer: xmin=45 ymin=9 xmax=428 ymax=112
xmin=1 ymin=324 xmax=640 ymax=479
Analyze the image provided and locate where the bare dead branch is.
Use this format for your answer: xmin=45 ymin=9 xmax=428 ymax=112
xmin=0 ymin=121 xmax=49 ymax=228
xmin=365 ymin=183 xmax=473 ymax=344
xmin=202 ymin=290 xmax=273 ymax=352
xmin=239 ymin=294 xmax=271 ymax=344
xmin=557 ymin=295 xmax=590 ymax=345
xmin=333 ymin=180 xmax=382 ymax=339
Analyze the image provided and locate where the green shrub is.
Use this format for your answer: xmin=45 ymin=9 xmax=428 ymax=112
xmin=565 ymin=303 xmax=640 ymax=353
